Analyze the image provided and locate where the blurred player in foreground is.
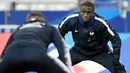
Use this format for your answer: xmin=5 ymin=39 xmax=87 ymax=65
xmin=58 ymin=1 xmax=126 ymax=73
xmin=0 ymin=12 xmax=74 ymax=73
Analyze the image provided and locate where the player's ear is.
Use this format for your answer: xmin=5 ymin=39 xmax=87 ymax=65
xmin=91 ymin=11 xmax=94 ymax=16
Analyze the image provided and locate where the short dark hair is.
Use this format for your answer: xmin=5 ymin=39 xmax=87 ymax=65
xmin=80 ymin=1 xmax=95 ymax=11
xmin=26 ymin=11 xmax=45 ymax=21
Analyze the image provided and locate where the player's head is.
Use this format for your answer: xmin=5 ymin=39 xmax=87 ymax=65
xmin=26 ymin=11 xmax=45 ymax=22
xmin=80 ymin=1 xmax=94 ymax=22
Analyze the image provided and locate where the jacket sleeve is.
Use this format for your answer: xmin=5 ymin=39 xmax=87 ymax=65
xmin=100 ymin=21 xmax=121 ymax=61
xmin=58 ymin=18 xmax=72 ymax=38
xmin=52 ymin=27 xmax=72 ymax=69
xmin=1 ymin=26 xmax=20 ymax=58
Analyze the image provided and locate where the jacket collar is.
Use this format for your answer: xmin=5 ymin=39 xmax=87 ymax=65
xmin=25 ymin=19 xmax=44 ymax=24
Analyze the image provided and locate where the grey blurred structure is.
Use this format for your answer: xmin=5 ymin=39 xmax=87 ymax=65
xmin=0 ymin=0 xmax=78 ymax=24
xmin=0 ymin=0 xmax=78 ymax=11
xmin=0 ymin=0 xmax=129 ymax=12
xmin=118 ymin=0 xmax=130 ymax=32
xmin=0 ymin=0 xmax=130 ymax=27
xmin=118 ymin=0 xmax=130 ymax=18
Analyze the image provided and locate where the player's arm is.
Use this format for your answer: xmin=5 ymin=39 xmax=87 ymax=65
xmin=52 ymin=27 xmax=72 ymax=69
xmin=1 ymin=26 xmax=21 ymax=58
xmin=100 ymin=21 xmax=121 ymax=61
xmin=58 ymin=17 xmax=71 ymax=38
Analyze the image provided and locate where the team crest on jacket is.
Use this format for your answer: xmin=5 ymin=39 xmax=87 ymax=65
xmin=90 ymin=31 xmax=94 ymax=36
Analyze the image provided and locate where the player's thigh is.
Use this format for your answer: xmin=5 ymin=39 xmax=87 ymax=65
xmin=38 ymin=55 xmax=72 ymax=73
xmin=0 ymin=61 xmax=24 ymax=73
xmin=92 ymin=52 xmax=115 ymax=73
xmin=70 ymin=47 xmax=90 ymax=65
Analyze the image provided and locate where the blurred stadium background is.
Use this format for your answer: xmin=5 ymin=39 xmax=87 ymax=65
xmin=0 ymin=0 xmax=130 ymax=73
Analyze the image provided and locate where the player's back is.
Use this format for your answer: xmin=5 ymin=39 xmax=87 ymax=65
xmin=13 ymin=20 xmax=55 ymax=49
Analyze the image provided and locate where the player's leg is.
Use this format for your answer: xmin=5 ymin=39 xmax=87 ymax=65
xmin=70 ymin=46 xmax=90 ymax=65
xmin=0 ymin=58 xmax=24 ymax=73
xmin=92 ymin=52 xmax=116 ymax=73
xmin=0 ymin=46 xmax=24 ymax=73
xmin=92 ymin=52 xmax=126 ymax=73
xmin=36 ymin=52 xmax=73 ymax=73
xmin=112 ymin=58 xmax=126 ymax=73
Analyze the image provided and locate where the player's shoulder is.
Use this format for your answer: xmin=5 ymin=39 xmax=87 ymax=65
xmin=63 ymin=12 xmax=79 ymax=21
xmin=94 ymin=13 xmax=108 ymax=25
xmin=47 ymin=24 xmax=57 ymax=30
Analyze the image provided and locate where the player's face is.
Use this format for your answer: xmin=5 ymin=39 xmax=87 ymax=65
xmin=80 ymin=6 xmax=94 ymax=22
